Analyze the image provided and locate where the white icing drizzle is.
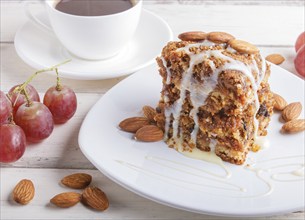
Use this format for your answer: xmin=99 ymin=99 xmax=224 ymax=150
xmin=292 ymin=167 xmax=305 ymax=177
xmin=244 ymin=165 xmax=274 ymax=197
xmin=179 ymin=147 xmax=231 ymax=177
xmin=161 ymin=40 xmax=266 ymax=154
xmin=244 ymin=155 xmax=304 ymax=197
xmin=115 ymin=155 xmax=303 ymax=198
xmin=116 ymin=159 xmax=242 ymax=192
xmin=145 ymin=155 xmax=230 ymax=178
xmin=268 ymin=163 xmax=305 ymax=181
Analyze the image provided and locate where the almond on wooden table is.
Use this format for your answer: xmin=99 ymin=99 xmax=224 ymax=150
xmin=12 ymin=179 xmax=35 ymax=205
xmin=50 ymin=192 xmax=81 ymax=208
xmin=119 ymin=117 xmax=150 ymax=133
xmin=135 ymin=125 xmax=164 ymax=142
xmin=282 ymin=102 xmax=302 ymax=122
xmin=281 ymin=119 xmax=305 ymax=133
xmin=61 ymin=173 xmax=92 ymax=189
xmin=273 ymin=93 xmax=287 ymax=111
xmin=82 ymin=186 xmax=109 ymax=211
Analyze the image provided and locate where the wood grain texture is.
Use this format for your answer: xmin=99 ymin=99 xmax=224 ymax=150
xmin=1 ymin=2 xmax=304 ymax=45
xmin=0 ymin=1 xmax=304 ymax=219
xmin=1 ymin=168 xmax=304 ymax=220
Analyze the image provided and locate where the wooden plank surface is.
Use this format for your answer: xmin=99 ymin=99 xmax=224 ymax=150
xmin=1 ymin=1 xmax=304 ymax=219
xmin=1 ymin=168 xmax=304 ymax=220
xmin=1 ymin=2 xmax=304 ymax=45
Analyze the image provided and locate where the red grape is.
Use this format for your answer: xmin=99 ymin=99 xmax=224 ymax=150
xmin=295 ymin=32 xmax=305 ymax=52
xmin=0 ymin=124 xmax=26 ymax=163
xmin=0 ymin=91 xmax=12 ymax=125
xmin=8 ymin=84 xmax=40 ymax=115
xmin=15 ymin=101 xmax=54 ymax=142
xmin=43 ymin=85 xmax=77 ymax=124
xmin=294 ymin=44 xmax=305 ymax=78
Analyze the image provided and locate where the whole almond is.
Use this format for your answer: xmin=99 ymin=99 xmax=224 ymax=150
xmin=282 ymin=102 xmax=302 ymax=121
xmin=82 ymin=186 xmax=109 ymax=211
xmin=50 ymin=192 xmax=81 ymax=208
xmin=228 ymin=39 xmax=259 ymax=54
xmin=142 ymin=106 xmax=157 ymax=123
xmin=135 ymin=125 xmax=164 ymax=142
xmin=61 ymin=173 xmax=92 ymax=189
xmin=13 ymin=179 xmax=35 ymax=205
xmin=281 ymin=119 xmax=305 ymax=133
xmin=207 ymin=32 xmax=235 ymax=43
xmin=178 ymin=31 xmax=207 ymax=41
xmin=119 ymin=117 xmax=150 ymax=133
xmin=273 ymin=93 xmax=287 ymax=111
xmin=265 ymin=54 xmax=285 ymax=65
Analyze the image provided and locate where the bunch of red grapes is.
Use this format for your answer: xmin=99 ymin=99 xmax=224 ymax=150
xmin=0 ymin=63 xmax=77 ymax=163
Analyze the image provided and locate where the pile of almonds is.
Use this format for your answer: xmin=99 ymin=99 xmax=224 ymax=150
xmin=119 ymin=105 xmax=164 ymax=142
xmin=273 ymin=93 xmax=305 ymax=133
xmin=12 ymin=173 xmax=109 ymax=211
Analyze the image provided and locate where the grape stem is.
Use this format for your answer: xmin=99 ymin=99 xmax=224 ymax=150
xmin=22 ymin=87 xmax=32 ymax=107
xmin=13 ymin=59 xmax=71 ymax=95
xmin=55 ymin=68 xmax=62 ymax=91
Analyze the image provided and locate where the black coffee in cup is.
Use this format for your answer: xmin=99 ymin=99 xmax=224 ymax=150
xmin=55 ymin=0 xmax=134 ymax=16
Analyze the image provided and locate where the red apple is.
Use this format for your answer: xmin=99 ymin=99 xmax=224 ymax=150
xmin=295 ymin=32 xmax=305 ymax=52
xmin=294 ymin=44 xmax=305 ymax=77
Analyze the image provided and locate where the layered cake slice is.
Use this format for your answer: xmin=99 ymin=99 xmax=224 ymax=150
xmin=155 ymin=31 xmax=274 ymax=165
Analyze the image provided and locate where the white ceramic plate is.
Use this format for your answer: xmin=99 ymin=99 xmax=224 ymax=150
xmin=14 ymin=10 xmax=173 ymax=80
xmin=78 ymin=63 xmax=304 ymax=217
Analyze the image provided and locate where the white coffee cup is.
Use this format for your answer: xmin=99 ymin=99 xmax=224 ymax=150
xmin=26 ymin=0 xmax=142 ymax=60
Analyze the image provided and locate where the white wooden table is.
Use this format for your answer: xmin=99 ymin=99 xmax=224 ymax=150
xmin=1 ymin=0 xmax=304 ymax=219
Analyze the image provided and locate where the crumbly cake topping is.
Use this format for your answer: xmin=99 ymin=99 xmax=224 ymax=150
xmin=159 ymin=39 xmax=267 ymax=153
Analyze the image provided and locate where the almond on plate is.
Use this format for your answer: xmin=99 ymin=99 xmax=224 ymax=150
xmin=265 ymin=54 xmax=285 ymax=65
xmin=135 ymin=125 xmax=164 ymax=142
xmin=119 ymin=117 xmax=150 ymax=133
xmin=282 ymin=102 xmax=302 ymax=122
xmin=273 ymin=93 xmax=287 ymax=111
xmin=281 ymin=119 xmax=305 ymax=133
xmin=142 ymin=105 xmax=157 ymax=123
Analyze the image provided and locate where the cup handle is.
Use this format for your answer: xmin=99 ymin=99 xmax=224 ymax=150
xmin=24 ymin=1 xmax=53 ymax=32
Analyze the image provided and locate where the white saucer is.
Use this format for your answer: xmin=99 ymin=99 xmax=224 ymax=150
xmin=14 ymin=10 xmax=173 ymax=80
